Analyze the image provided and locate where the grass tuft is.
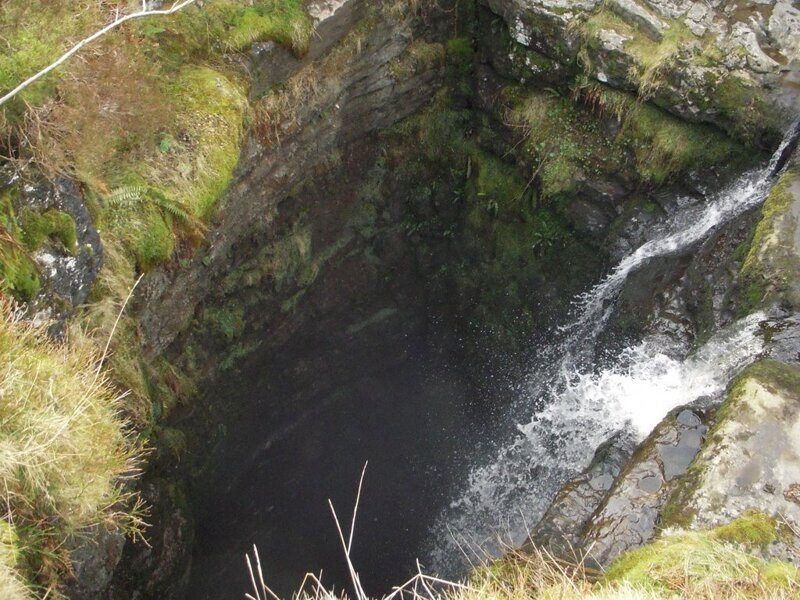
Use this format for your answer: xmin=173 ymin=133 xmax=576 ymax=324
xmin=0 ymin=303 xmax=144 ymax=593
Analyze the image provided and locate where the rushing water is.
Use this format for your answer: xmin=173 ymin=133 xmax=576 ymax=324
xmin=423 ymin=125 xmax=800 ymax=573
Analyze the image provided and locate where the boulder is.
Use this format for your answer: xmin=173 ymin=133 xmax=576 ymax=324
xmin=662 ymin=360 xmax=800 ymax=538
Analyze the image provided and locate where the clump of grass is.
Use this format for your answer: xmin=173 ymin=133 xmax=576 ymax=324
xmin=83 ymin=239 xmax=154 ymax=427
xmin=0 ymin=234 xmax=40 ymax=301
xmin=712 ymin=511 xmax=781 ymax=550
xmin=153 ymin=66 xmax=247 ymax=220
xmin=158 ymin=0 xmax=313 ymax=58
xmin=605 ymin=527 xmax=799 ymax=598
xmin=580 ymin=9 xmax=695 ymax=98
xmin=245 ymin=524 xmax=800 ymax=600
xmin=245 ymin=468 xmax=800 ymax=600
xmin=0 ymin=303 xmax=144 ymax=593
xmin=0 ymin=192 xmax=40 ymax=301
xmin=388 ymin=40 xmax=445 ymax=80
xmin=0 ymin=0 xmax=115 ymax=126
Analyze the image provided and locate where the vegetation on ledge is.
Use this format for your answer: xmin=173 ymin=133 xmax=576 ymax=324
xmin=0 ymin=0 xmax=309 ymax=593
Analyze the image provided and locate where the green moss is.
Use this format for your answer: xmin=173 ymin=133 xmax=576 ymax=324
xmin=18 ymin=208 xmax=77 ymax=252
xmin=659 ymin=460 xmax=703 ymax=529
xmin=219 ymin=339 xmax=263 ymax=372
xmin=713 ymin=74 xmax=772 ymax=146
xmin=512 ymin=89 xmax=627 ymax=198
xmin=154 ymin=0 xmax=312 ymax=59
xmin=605 ymin=528 xmax=800 ymax=595
xmin=133 ymin=209 xmax=174 ymax=272
xmin=742 ymin=359 xmax=800 ymax=399
xmin=712 ymin=511 xmax=778 ymax=550
xmin=202 ymin=306 xmax=246 ymax=342
xmin=0 ymin=243 xmax=40 ymax=301
xmin=474 ymin=152 xmax=526 ymax=214
xmin=447 ymin=37 xmax=474 ymax=64
xmin=156 ymin=427 xmax=188 ymax=462
xmin=737 ymin=279 xmax=767 ymax=317
xmin=159 ymin=66 xmax=247 ymax=220
xmin=0 ymin=192 xmax=41 ymax=301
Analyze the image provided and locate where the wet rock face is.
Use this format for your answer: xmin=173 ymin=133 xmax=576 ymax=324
xmin=529 ymin=431 xmax=637 ymax=558
xmin=743 ymin=165 xmax=800 ymax=309
xmin=109 ymin=477 xmax=194 ymax=599
xmin=580 ymin=407 xmax=710 ymax=567
xmin=482 ymin=0 xmax=800 ymax=146
xmin=63 ymin=526 xmax=125 ymax=600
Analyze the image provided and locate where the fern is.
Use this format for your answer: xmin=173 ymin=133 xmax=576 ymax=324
xmin=106 ymin=185 xmax=205 ymax=233
xmin=107 ymin=185 xmax=149 ymax=208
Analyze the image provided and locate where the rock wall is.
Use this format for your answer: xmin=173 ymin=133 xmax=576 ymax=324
xmin=483 ymin=0 xmax=800 ymax=146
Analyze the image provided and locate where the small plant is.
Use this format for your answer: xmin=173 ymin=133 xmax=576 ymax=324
xmin=107 ymin=185 xmax=198 ymax=228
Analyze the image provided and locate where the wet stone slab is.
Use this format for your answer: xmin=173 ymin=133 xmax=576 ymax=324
xmin=527 ymin=430 xmax=638 ymax=559
xmin=580 ymin=406 xmax=710 ymax=567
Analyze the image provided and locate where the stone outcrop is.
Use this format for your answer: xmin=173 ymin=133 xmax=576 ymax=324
xmin=662 ymin=360 xmax=800 ymax=537
xmin=138 ymin=0 xmax=449 ymax=360
xmin=1 ymin=173 xmax=102 ymax=330
xmin=482 ymin=0 xmax=800 ymax=146
xmin=528 ymin=431 xmax=637 ymax=559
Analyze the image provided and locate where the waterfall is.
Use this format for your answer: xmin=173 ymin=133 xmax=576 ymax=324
xmin=425 ymin=125 xmax=800 ymax=574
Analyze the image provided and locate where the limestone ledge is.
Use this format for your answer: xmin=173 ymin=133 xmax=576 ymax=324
xmin=483 ymin=0 xmax=800 ymax=147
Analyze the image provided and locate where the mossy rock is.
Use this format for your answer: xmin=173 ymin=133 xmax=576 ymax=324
xmin=738 ymin=167 xmax=800 ymax=312
xmin=662 ymin=359 xmax=800 ymax=532
xmin=711 ymin=510 xmax=780 ymax=550
xmin=18 ymin=207 xmax=77 ymax=252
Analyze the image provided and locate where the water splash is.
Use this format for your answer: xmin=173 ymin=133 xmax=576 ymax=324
xmin=426 ymin=314 xmax=765 ymax=570
xmin=424 ymin=119 xmax=800 ymax=575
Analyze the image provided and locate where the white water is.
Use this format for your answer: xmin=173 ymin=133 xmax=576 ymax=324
xmin=424 ymin=160 xmax=781 ymax=573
